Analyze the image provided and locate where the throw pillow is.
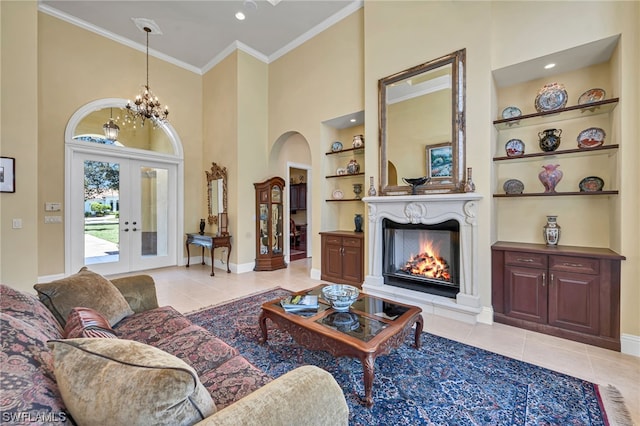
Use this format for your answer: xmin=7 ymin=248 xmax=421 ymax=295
xmin=48 ymin=338 xmax=216 ymax=426
xmin=34 ymin=267 xmax=134 ymax=327
xmin=63 ymin=307 xmax=118 ymax=339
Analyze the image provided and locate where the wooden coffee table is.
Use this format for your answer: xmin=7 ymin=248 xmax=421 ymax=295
xmin=259 ymin=285 xmax=423 ymax=407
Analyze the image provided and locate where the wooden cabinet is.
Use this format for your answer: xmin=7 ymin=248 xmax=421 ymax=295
xmin=492 ymin=241 xmax=624 ymax=350
xmin=290 ymin=183 xmax=306 ymax=211
xmin=254 ymin=177 xmax=287 ymax=271
xmin=320 ymin=231 xmax=364 ymax=286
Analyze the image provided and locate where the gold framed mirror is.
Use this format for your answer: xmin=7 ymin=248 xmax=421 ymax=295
xmin=379 ymin=49 xmax=466 ymax=194
xmin=206 ymin=162 xmax=227 ymax=225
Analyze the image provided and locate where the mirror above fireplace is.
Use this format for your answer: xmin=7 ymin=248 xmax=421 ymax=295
xmin=379 ymin=49 xmax=466 ymax=194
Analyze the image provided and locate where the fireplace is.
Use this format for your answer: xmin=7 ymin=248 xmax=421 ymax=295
xmin=382 ymin=218 xmax=460 ymax=298
xmin=362 ymin=193 xmax=484 ymax=324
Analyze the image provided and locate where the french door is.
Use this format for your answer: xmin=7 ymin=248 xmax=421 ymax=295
xmin=69 ymin=150 xmax=177 ymax=275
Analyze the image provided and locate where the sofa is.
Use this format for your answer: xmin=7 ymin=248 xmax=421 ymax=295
xmin=0 ymin=269 xmax=349 ymax=425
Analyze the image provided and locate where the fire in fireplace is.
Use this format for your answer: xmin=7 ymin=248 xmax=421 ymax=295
xmin=382 ymin=218 xmax=460 ymax=298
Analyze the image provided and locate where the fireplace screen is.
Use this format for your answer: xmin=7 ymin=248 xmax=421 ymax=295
xmin=382 ymin=218 xmax=460 ymax=298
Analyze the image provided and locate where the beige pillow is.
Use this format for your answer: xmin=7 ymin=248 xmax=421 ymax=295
xmin=34 ymin=267 xmax=134 ymax=327
xmin=48 ymin=338 xmax=216 ymax=426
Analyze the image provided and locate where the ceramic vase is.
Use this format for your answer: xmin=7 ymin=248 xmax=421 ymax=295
xmin=352 ymin=134 xmax=364 ymax=148
xmin=199 ymin=218 xmax=206 ymax=235
xmin=368 ymin=176 xmax=377 ymax=196
xmin=538 ymin=164 xmax=563 ymax=193
xmin=538 ymin=128 xmax=562 ymax=152
xmin=352 ymin=183 xmax=363 ymax=199
xmin=346 ymin=159 xmax=360 ymax=174
xmin=354 ymin=214 xmax=363 ymax=233
xmin=543 ymin=215 xmax=561 ymax=246
xmin=463 ymin=167 xmax=476 ymax=192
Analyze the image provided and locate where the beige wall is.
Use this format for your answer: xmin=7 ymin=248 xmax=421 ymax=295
xmin=0 ymin=1 xmax=39 ymax=291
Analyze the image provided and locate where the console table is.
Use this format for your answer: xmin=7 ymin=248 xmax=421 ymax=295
xmin=185 ymin=233 xmax=231 ymax=276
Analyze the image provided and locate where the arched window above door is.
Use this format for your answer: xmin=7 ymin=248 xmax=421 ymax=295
xmin=65 ymin=98 xmax=183 ymax=158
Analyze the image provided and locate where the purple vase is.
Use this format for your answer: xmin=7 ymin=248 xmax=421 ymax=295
xmin=538 ymin=164 xmax=563 ymax=193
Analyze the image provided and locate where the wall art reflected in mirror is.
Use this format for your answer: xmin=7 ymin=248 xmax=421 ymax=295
xmin=379 ymin=49 xmax=466 ymax=194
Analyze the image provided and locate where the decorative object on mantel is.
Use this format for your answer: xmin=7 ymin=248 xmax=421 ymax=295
xmin=538 ymin=128 xmax=562 ymax=152
xmin=331 ymin=141 xmax=343 ymax=152
xmin=346 ymin=159 xmax=360 ymax=174
xmin=534 ymin=82 xmax=568 ymax=112
xmin=354 ymin=214 xmax=363 ymax=233
xmin=368 ymin=176 xmax=377 ymax=196
xmin=505 ymin=139 xmax=525 ymax=157
xmin=463 ymin=167 xmax=475 ymax=192
xmin=125 ymin=26 xmax=169 ymax=127
xmin=543 ymin=215 xmax=561 ymax=246
xmin=577 ymin=127 xmax=606 ymax=149
xmin=578 ymin=88 xmax=606 ymax=105
xmin=199 ymin=219 xmax=206 ymax=235
xmin=579 ymin=176 xmax=605 ymax=192
xmin=538 ymin=164 xmax=563 ymax=193
xmin=402 ymin=176 xmax=430 ymax=195
xmin=352 ymin=134 xmax=364 ymax=148
xmin=503 ymin=179 xmax=524 ymax=195
xmin=352 ymin=183 xmax=363 ymax=199
xmin=501 ymin=106 xmax=522 ymax=119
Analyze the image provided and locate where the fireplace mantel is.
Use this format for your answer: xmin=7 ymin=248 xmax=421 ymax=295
xmin=362 ymin=193 xmax=483 ymax=323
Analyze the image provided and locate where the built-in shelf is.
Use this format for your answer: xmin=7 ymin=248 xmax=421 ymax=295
xmin=326 ymin=172 xmax=365 ymax=179
xmin=493 ymin=98 xmax=619 ymax=130
xmin=493 ymin=144 xmax=619 ymax=162
xmin=326 ymin=198 xmax=363 ymax=202
xmin=325 ymin=146 xmax=364 ymax=156
xmin=494 ymin=190 xmax=618 ymax=198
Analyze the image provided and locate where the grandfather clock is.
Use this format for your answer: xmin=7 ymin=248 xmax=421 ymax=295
xmin=254 ymin=177 xmax=287 ymax=271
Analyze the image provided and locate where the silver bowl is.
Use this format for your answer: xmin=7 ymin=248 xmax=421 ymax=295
xmin=321 ymin=284 xmax=360 ymax=312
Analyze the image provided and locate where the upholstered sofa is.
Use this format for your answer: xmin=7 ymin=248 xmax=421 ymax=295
xmin=0 ymin=270 xmax=348 ymax=425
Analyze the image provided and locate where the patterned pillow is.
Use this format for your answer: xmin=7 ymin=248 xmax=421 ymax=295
xmin=48 ymin=339 xmax=216 ymax=426
xmin=64 ymin=307 xmax=118 ymax=339
xmin=34 ymin=267 xmax=134 ymax=327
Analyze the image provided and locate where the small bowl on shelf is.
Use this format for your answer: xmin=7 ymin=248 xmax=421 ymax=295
xmin=321 ymin=284 xmax=360 ymax=312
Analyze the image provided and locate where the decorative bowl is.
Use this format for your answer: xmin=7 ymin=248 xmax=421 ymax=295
xmin=321 ymin=284 xmax=360 ymax=312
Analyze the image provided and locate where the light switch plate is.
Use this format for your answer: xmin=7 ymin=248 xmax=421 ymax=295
xmin=45 ymin=202 xmax=62 ymax=212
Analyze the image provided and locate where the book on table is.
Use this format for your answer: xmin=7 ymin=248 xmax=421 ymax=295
xmin=281 ymin=294 xmax=319 ymax=312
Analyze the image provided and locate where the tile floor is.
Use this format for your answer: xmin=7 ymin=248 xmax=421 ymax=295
xmin=120 ymin=258 xmax=640 ymax=424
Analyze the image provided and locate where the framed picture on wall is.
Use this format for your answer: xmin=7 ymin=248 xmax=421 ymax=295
xmin=0 ymin=157 xmax=15 ymax=193
xmin=426 ymin=143 xmax=453 ymax=181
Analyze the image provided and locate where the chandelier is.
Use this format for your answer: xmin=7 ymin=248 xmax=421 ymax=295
xmin=126 ymin=26 xmax=169 ymax=127
xmin=102 ymin=108 xmax=120 ymax=140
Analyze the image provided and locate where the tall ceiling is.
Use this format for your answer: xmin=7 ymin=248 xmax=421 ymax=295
xmin=39 ymin=0 xmax=360 ymax=74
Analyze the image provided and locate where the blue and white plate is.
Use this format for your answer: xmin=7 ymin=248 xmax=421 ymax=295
xmin=505 ymin=139 xmax=525 ymax=157
xmin=535 ymin=83 xmax=568 ymax=112
xmin=331 ymin=141 xmax=343 ymax=152
xmin=501 ymin=106 xmax=522 ymax=119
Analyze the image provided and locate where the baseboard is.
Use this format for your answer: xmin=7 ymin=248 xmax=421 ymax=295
xmin=477 ymin=306 xmax=494 ymax=325
xmin=621 ymin=333 xmax=640 ymax=357
xmin=310 ymin=268 xmax=321 ymax=281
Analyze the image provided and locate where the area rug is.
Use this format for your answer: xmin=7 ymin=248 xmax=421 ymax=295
xmin=187 ymin=288 xmax=631 ymax=426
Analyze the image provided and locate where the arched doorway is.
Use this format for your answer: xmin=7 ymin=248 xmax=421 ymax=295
xmin=64 ymin=98 xmax=184 ymax=275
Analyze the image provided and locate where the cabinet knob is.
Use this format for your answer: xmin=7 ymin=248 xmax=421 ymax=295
xmin=542 ymin=272 xmax=546 ymax=286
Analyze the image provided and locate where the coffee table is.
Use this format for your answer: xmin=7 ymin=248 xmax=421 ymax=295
xmin=259 ymin=285 xmax=423 ymax=407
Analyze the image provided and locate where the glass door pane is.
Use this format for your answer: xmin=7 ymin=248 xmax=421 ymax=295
xmin=83 ymin=160 xmax=121 ymax=266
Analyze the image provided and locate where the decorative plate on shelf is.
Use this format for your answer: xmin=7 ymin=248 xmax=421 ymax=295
xmin=577 ymin=127 xmax=606 ymax=148
xmin=505 ymin=139 xmax=525 ymax=157
xmin=578 ymin=88 xmax=606 ymax=105
xmin=336 ymin=167 xmax=347 ymax=175
xmin=331 ymin=141 xmax=343 ymax=152
xmin=579 ymin=176 xmax=604 ymax=192
xmin=332 ymin=189 xmax=344 ymax=199
xmin=534 ymin=82 xmax=568 ymax=112
xmin=503 ymin=179 xmax=525 ymax=195
xmin=501 ymin=106 xmax=522 ymax=119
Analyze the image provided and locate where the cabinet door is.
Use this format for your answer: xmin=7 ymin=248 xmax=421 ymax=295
xmin=342 ymin=244 xmax=363 ymax=284
xmin=290 ymin=185 xmax=299 ymax=210
xmin=548 ymin=271 xmax=600 ymax=335
xmin=298 ymin=184 xmax=307 ymax=210
xmin=322 ymin=237 xmax=344 ymax=281
xmin=505 ymin=266 xmax=548 ymax=324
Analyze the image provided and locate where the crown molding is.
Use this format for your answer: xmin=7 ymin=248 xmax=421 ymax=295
xmin=201 ymin=41 xmax=269 ymax=74
xmin=38 ymin=4 xmax=202 ymax=75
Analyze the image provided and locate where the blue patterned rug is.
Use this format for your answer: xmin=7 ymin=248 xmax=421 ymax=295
xmin=187 ymin=288 xmax=616 ymax=426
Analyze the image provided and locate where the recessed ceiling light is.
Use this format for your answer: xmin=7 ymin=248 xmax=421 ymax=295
xmin=350 ymin=118 xmax=356 ymax=123
xmin=235 ymin=11 xmax=246 ymax=20
xmin=544 ymin=63 xmax=556 ymax=69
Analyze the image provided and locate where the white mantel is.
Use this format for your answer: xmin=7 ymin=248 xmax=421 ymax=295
xmin=362 ymin=193 xmax=483 ymax=324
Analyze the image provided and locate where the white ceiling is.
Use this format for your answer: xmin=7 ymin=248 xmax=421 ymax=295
xmin=39 ymin=0 xmax=360 ymax=74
